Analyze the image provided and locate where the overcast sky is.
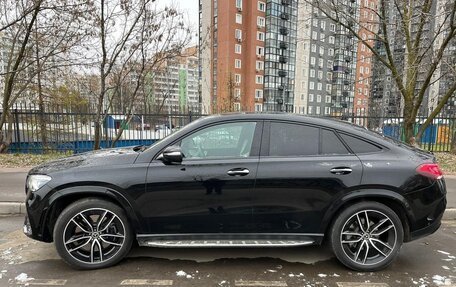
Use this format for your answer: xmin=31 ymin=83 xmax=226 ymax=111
xmin=178 ymin=0 xmax=199 ymax=43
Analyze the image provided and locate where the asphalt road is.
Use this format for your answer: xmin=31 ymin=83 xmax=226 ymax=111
xmin=0 ymin=216 xmax=455 ymax=287
xmin=1 ymin=168 xmax=456 ymax=208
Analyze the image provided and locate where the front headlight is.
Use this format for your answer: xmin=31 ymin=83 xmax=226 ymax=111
xmin=27 ymin=175 xmax=52 ymax=192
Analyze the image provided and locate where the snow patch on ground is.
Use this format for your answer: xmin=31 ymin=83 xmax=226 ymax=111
xmin=14 ymin=273 xmax=34 ymax=283
xmin=437 ymin=250 xmax=451 ymax=255
xmin=317 ymin=273 xmax=327 ymax=278
xmin=176 ymin=270 xmax=187 ymax=277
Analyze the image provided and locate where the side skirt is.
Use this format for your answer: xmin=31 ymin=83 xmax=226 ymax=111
xmin=136 ymin=233 xmax=324 ymax=248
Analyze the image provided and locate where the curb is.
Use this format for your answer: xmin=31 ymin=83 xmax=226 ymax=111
xmin=1 ymin=202 xmax=455 ymax=220
xmin=0 ymin=202 xmax=26 ymax=215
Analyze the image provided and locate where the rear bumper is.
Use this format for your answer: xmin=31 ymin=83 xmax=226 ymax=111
xmin=405 ymin=179 xmax=446 ymax=242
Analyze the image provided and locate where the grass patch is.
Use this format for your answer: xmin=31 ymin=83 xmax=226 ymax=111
xmin=435 ymin=152 xmax=456 ymax=175
xmin=0 ymin=152 xmax=72 ymax=168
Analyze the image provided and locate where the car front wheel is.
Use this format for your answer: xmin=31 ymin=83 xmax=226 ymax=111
xmin=53 ymin=198 xmax=133 ymax=269
xmin=330 ymin=202 xmax=404 ymax=271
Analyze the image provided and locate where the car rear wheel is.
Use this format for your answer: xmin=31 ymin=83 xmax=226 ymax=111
xmin=330 ymin=202 xmax=404 ymax=271
xmin=53 ymin=198 xmax=133 ymax=269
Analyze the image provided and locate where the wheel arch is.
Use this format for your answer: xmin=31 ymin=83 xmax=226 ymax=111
xmin=321 ymin=189 xmax=414 ymax=242
xmin=40 ymin=185 xmax=142 ymax=242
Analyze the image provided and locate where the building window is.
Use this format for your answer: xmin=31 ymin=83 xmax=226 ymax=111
xmin=258 ymin=1 xmax=266 ymax=12
xmin=256 ymin=46 xmax=264 ymax=56
xmin=319 ymin=46 xmax=324 ymax=55
xmin=317 ymin=83 xmax=322 ymax=91
xmin=235 ymin=59 xmax=241 ymax=69
xmin=318 ymin=58 xmax=324 ymax=68
xmin=257 ymin=16 xmax=265 ymax=27
xmin=309 ymin=94 xmax=314 ymax=102
xmin=320 ymin=33 xmax=325 ymax=42
xmin=310 ymin=69 xmax=315 ymax=77
xmin=330 ymin=23 xmax=336 ymax=32
xmin=235 ymin=44 xmax=242 ymax=54
xmin=325 ymin=106 xmax=330 ymax=115
xmin=236 ymin=0 xmax=242 ymax=9
xmin=256 ymin=60 xmax=264 ymax=70
xmin=320 ymin=21 xmax=326 ymax=30
xmin=235 ymin=74 xmax=241 ymax=84
xmin=325 ymin=95 xmax=331 ymax=103
xmin=326 ymin=84 xmax=331 ymax=92
xmin=328 ymin=48 xmax=334 ymax=56
xmin=309 ymin=82 xmax=315 ymax=90
xmin=329 ymin=36 xmax=335 ymax=44
xmin=311 ymin=44 xmax=316 ymax=52
xmin=255 ymin=75 xmax=263 ymax=84
xmin=312 ymin=31 xmax=318 ymax=40
xmin=316 ymin=106 xmax=321 ymax=115
xmin=236 ymin=13 xmax=242 ymax=24
xmin=234 ymin=102 xmax=241 ymax=111
xmin=318 ymin=70 xmax=323 ymax=79
xmin=235 ymin=88 xmax=241 ymax=99
xmin=313 ymin=19 xmax=318 ymax=27
xmin=235 ymin=29 xmax=242 ymax=40
xmin=317 ymin=95 xmax=322 ymax=102
xmin=308 ymin=106 xmax=314 ymax=114
xmin=255 ymin=89 xmax=263 ymax=98
xmin=257 ymin=31 xmax=265 ymax=41
xmin=310 ymin=57 xmax=316 ymax=65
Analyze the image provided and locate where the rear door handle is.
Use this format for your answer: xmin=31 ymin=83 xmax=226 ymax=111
xmin=330 ymin=167 xmax=352 ymax=175
xmin=227 ymin=168 xmax=250 ymax=176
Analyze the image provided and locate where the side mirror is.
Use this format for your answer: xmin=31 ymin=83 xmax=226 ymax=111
xmin=159 ymin=146 xmax=183 ymax=164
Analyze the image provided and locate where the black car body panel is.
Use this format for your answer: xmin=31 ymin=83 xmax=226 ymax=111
xmin=24 ymin=113 xmax=446 ymax=246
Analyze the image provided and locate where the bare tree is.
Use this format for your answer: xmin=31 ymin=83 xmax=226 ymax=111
xmin=86 ymin=1 xmax=192 ymax=148
xmin=302 ymin=0 xmax=456 ymax=144
xmin=0 ymin=0 xmax=92 ymax=152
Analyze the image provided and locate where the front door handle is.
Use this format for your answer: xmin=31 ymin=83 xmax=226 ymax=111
xmin=227 ymin=168 xmax=250 ymax=176
xmin=330 ymin=167 xmax=352 ymax=175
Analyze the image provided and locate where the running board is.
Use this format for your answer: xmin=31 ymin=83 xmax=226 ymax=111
xmin=140 ymin=239 xmax=314 ymax=248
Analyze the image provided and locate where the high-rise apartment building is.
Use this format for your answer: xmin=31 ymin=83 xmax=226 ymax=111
xmin=199 ymin=0 xmax=359 ymax=115
xmin=353 ymin=0 xmax=377 ymax=121
xmin=200 ymin=0 xmax=266 ymax=113
xmin=370 ymin=0 xmax=455 ymax=118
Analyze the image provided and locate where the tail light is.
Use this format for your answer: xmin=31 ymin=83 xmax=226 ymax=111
xmin=416 ymin=163 xmax=443 ymax=180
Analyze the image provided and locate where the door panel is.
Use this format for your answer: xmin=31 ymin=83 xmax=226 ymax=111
xmin=251 ymin=121 xmax=363 ymax=234
xmin=139 ymin=121 xmax=262 ymax=235
xmin=252 ymin=155 xmax=362 ymax=233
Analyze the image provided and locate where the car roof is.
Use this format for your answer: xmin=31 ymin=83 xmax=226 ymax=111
xmin=195 ymin=112 xmax=394 ymax=148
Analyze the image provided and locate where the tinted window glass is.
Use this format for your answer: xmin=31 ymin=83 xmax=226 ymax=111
xmin=269 ymin=123 xmax=319 ymax=156
xmin=340 ymin=133 xmax=382 ymax=154
xmin=180 ymin=122 xmax=256 ymax=159
xmin=321 ymin=130 xmax=350 ymax=155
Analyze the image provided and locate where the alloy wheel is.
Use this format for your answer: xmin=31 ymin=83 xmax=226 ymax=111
xmin=340 ymin=209 xmax=397 ymax=266
xmin=63 ymin=208 xmax=126 ymax=264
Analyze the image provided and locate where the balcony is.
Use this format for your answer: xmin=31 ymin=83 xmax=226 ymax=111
xmin=278 ymin=70 xmax=288 ymax=77
xmin=280 ymin=13 xmax=290 ymax=20
xmin=279 ymin=41 xmax=288 ymax=49
xmin=279 ymin=56 xmax=288 ymax=63
xmin=282 ymin=0 xmax=291 ymax=6
xmin=279 ymin=27 xmax=289 ymax=35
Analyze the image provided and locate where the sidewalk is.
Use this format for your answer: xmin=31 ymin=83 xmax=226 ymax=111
xmin=1 ymin=168 xmax=455 ymax=218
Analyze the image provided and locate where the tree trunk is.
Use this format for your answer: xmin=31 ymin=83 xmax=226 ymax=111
xmin=451 ymin=128 xmax=456 ymax=155
xmin=35 ymin=21 xmax=47 ymax=153
xmin=0 ymin=114 xmax=14 ymax=153
xmin=402 ymin=101 xmax=415 ymax=144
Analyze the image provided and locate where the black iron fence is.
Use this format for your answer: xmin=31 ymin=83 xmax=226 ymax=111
xmin=1 ymin=103 xmax=455 ymax=153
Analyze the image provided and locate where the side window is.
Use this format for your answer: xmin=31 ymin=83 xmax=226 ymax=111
xmin=180 ymin=122 xmax=256 ymax=159
xmin=321 ymin=129 xmax=350 ymax=155
xmin=269 ymin=122 xmax=319 ymax=156
xmin=339 ymin=133 xmax=382 ymax=154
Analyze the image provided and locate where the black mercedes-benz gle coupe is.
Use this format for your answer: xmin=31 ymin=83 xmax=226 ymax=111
xmin=23 ymin=113 xmax=447 ymax=271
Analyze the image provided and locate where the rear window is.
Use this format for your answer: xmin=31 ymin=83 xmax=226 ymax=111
xmin=269 ymin=122 xmax=319 ymax=156
xmin=321 ymin=129 xmax=350 ymax=155
xmin=339 ymin=133 xmax=382 ymax=154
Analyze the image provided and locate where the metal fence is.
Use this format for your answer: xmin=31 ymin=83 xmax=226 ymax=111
xmin=1 ymin=103 xmax=455 ymax=153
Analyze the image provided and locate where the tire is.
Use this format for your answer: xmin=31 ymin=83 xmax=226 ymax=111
xmin=53 ymin=198 xmax=133 ymax=270
xmin=329 ymin=201 xmax=404 ymax=271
